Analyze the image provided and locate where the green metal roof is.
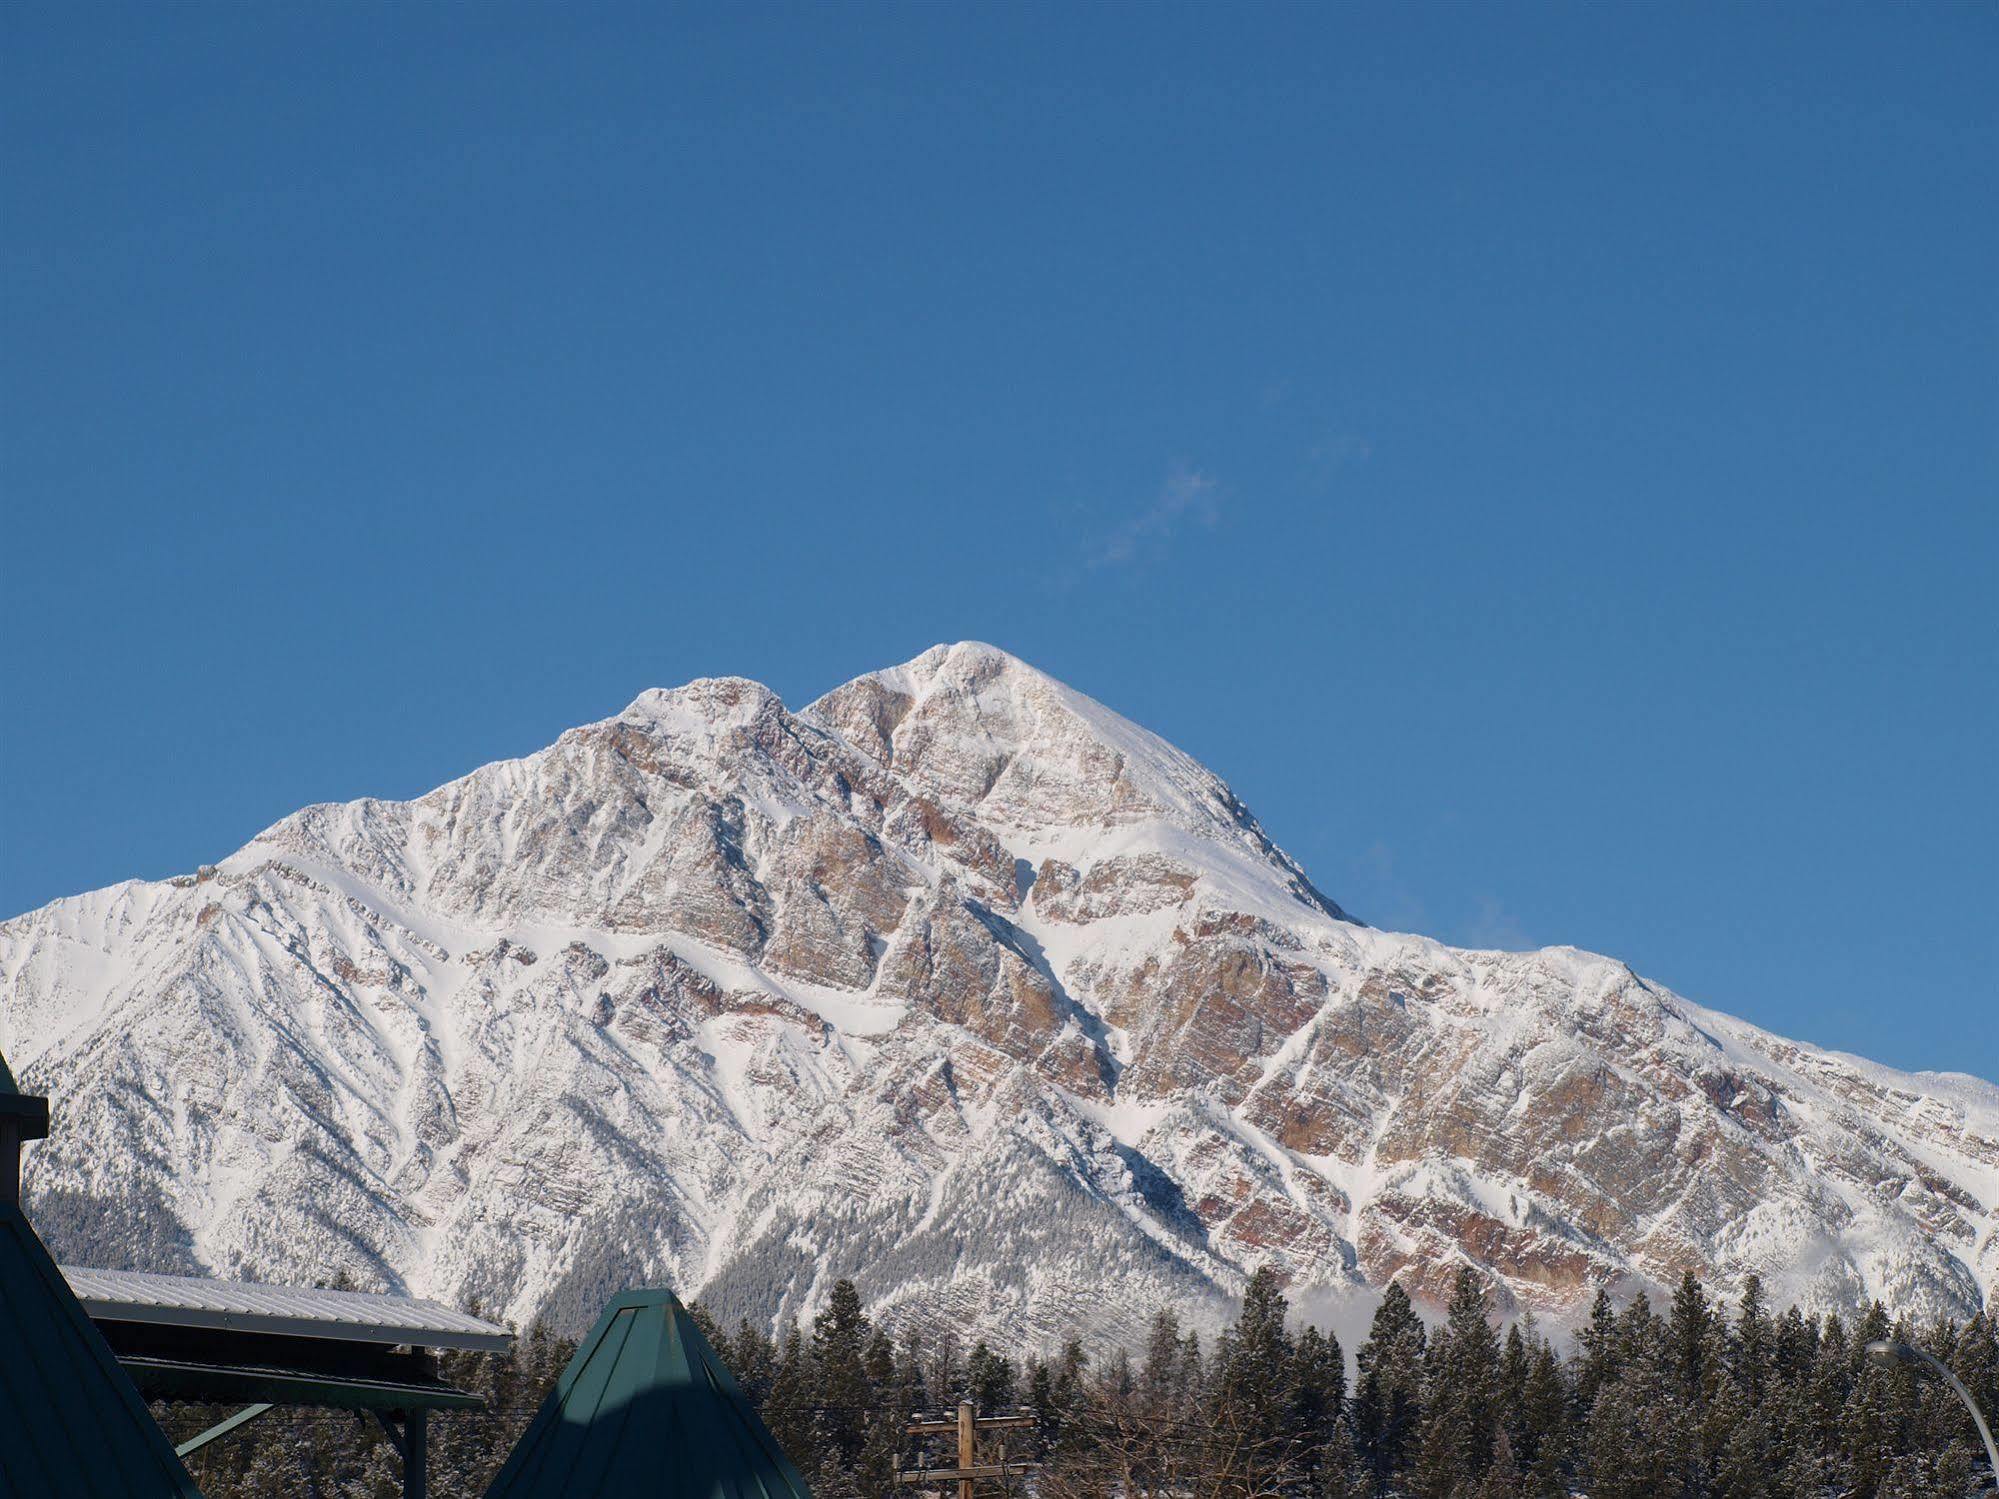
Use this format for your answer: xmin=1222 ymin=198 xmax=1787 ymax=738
xmin=484 ymin=1290 xmax=814 ymax=1499
xmin=0 ymin=1200 xmax=203 ymax=1496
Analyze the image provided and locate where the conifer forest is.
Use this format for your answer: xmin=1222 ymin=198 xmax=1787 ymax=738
xmin=157 ymin=1270 xmax=1998 ymax=1499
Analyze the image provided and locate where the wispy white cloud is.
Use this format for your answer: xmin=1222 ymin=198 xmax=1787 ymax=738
xmin=1305 ymin=432 xmax=1371 ymax=489
xmin=1347 ymin=849 xmax=1530 ymax=952
xmin=1459 ymin=893 xmax=1531 ymax=952
xmin=1088 ymin=462 xmax=1222 ymax=570
xmin=1348 ymin=840 xmax=1428 ymax=934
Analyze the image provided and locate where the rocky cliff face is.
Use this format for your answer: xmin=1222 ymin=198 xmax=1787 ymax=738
xmin=3 ymin=643 xmax=1993 ymax=1343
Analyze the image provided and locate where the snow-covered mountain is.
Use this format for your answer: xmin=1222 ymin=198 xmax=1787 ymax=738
xmin=4 ymin=643 xmax=1994 ymax=1343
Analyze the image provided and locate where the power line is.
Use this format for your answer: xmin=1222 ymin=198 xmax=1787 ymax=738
xmin=897 ymin=1404 xmax=1038 ymax=1499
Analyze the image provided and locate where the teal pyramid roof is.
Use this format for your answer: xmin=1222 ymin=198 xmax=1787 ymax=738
xmin=0 ymin=1200 xmax=203 ymax=1495
xmin=485 ymin=1290 xmax=813 ymax=1499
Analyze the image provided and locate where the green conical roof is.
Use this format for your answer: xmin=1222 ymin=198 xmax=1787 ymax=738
xmin=485 ymin=1289 xmax=813 ymax=1499
xmin=0 ymin=1200 xmax=203 ymax=1495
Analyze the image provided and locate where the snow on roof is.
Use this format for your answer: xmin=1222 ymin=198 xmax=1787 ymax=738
xmin=62 ymin=1265 xmax=513 ymax=1352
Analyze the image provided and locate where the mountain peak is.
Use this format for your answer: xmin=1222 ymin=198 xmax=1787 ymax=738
xmin=895 ymin=638 xmax=1041 ymax=683
xmin=617 ymin=676 xmax=781 ymax=731
xmin=5 ymin=647 xmax=1992 ymax=1344
xmin=824 ymin=641 xmax=1049 ymax=710
xmin=806 ymin=643 xmax=1244 ymax=842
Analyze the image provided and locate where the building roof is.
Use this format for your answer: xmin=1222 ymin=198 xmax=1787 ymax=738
xmin=0 ymin=1201 xmax=203 ymax=1496
xmin=484 ymin=1289 xmax=814 ymax=1499
xmin=65 ymin=1266 xmax=513 ymax=1353
xmin=0 ymin=1046 xmax=50 ymax=1139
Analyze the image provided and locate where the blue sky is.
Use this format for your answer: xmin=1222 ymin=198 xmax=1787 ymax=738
xmin=4 ymin=3 xmax=1994 ymax=1081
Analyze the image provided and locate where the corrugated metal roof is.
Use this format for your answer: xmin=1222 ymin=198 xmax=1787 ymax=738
xmin=0 ymin=1203 xmax=203 ymax=1496
xmin=64 ymin=1266 xmax=513 ymax=1352
xmin=484 ymin=1288 xmax=814 ymax=1499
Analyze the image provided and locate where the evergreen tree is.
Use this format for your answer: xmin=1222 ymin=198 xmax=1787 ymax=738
xmin=811 ymin=1279 xmax=874 ymax=1475
xmin=1664 ymin=1271 xmax=1729 ymax=1496
xmin=968 ymin=1340 xmax=1018 ymax=1412
xmin=1875 ymin=1443 xmax=1974 ymax=1499
xmin=1139 ymin=1310 xmax=1180 ymax=1387
xmin=1179 ymin=1329 xmax=1207 ymax=1416
xmin=1732 ymin=1274 xmax=1775 ymax=1409
xmin=1616 ymin=1289 xmax=1661 ymax=1371
xmin=1140 ymin=1308 xmax=1188 ymax=1420
xmin=926 ymin=1328 xmax=965 ymax=1409
xmin=1034 ymin=1339 xmax=1091 ymax=1483
xmin=1497 ymin=1322 xmax=1531 ymax=1454
xmin=688 ymin=1299 xmax=727 ymax=1354
xmin=1216 ymin=1265 xmax=1298 ymax=1448
xmin=855 ymin=1328 xmax=911 ymax=1499
xmin=1780 ymin=1314 xmax=1852 ymax=1499
xmin=1960 ymin=1311 xmax=1999 ymax=1434
xmin=895 ymin=1328 xmax=929 ymax=1414
xmin=1291 ymin=1322 xmax=1346 ymax=1476
xmin=1584 ymin=1298 xmax=1674 ymax=1499
xmin=1353 ymin=1281 xmax=1427 ymax=1489
xmin=1842 ymin=1357 xmax=1902 ymax=1497
xmin=1316 ymin=1416 xmax=1374 ymax=1499
xmin=766 ymin=1324 xmax=818 ymax=1477
xmin=1408 ymin=1407 xmax=1460 ymax=1499
xmin=732 ymin=1317 xmax=779 ymax=1407
xmin=1709 ymin=1376 xmax=1774 ymax=1499
xmin=1667 ymin=1271 xmax=1718 ymax=1399
xmin=1518 ymin=1337 xmax=1569 ymax=1497
xmin=1583 ymin=1367 xmax=1673 ymax=1499
xmin=1771 ymin=1297 xmax=1821 ymax=1489
xmin=1411 ymin=1266 xmax=1501 ymax=1497
xmin=1058 ymin=1336 xmax=1088 ymax=1395
xmin=1575 ymin=1286 xmax=1621 ymax=1417
xmin=139 ymin=1270 xmax=1999 ymax=1498
xmin=1481 ymin=1429 xmax=1524 ymax=1499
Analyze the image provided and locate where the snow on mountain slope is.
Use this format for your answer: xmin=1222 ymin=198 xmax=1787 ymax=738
xmin=2 ymin=642 xmax=1993 ymax=1344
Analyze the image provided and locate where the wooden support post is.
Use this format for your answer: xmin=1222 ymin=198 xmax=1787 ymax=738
xmin=372 ymin=1412 xmax=406 ymax=1460
xmin=371 ymin=1410 xmax=427 ymax=1499
xmin=894 ymin=1467 xmax=1016 ymax=1483
xmin=897 ymin=1407 xmax=1037 ymax=1495
xmin=1 ymin=1085 xmax=50 ymax=1208
xmin=405 ymin=1409 xmax=427 ymax=1499
xmin=0 ymin=1117 xmax=19 ymax=1208
xmin=174 ymin=1403 xmax=274 ymax=1458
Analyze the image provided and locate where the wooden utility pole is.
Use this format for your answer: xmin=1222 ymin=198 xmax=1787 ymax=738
xmin=897 ymin=1403 xmax=1036 ymax=1499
